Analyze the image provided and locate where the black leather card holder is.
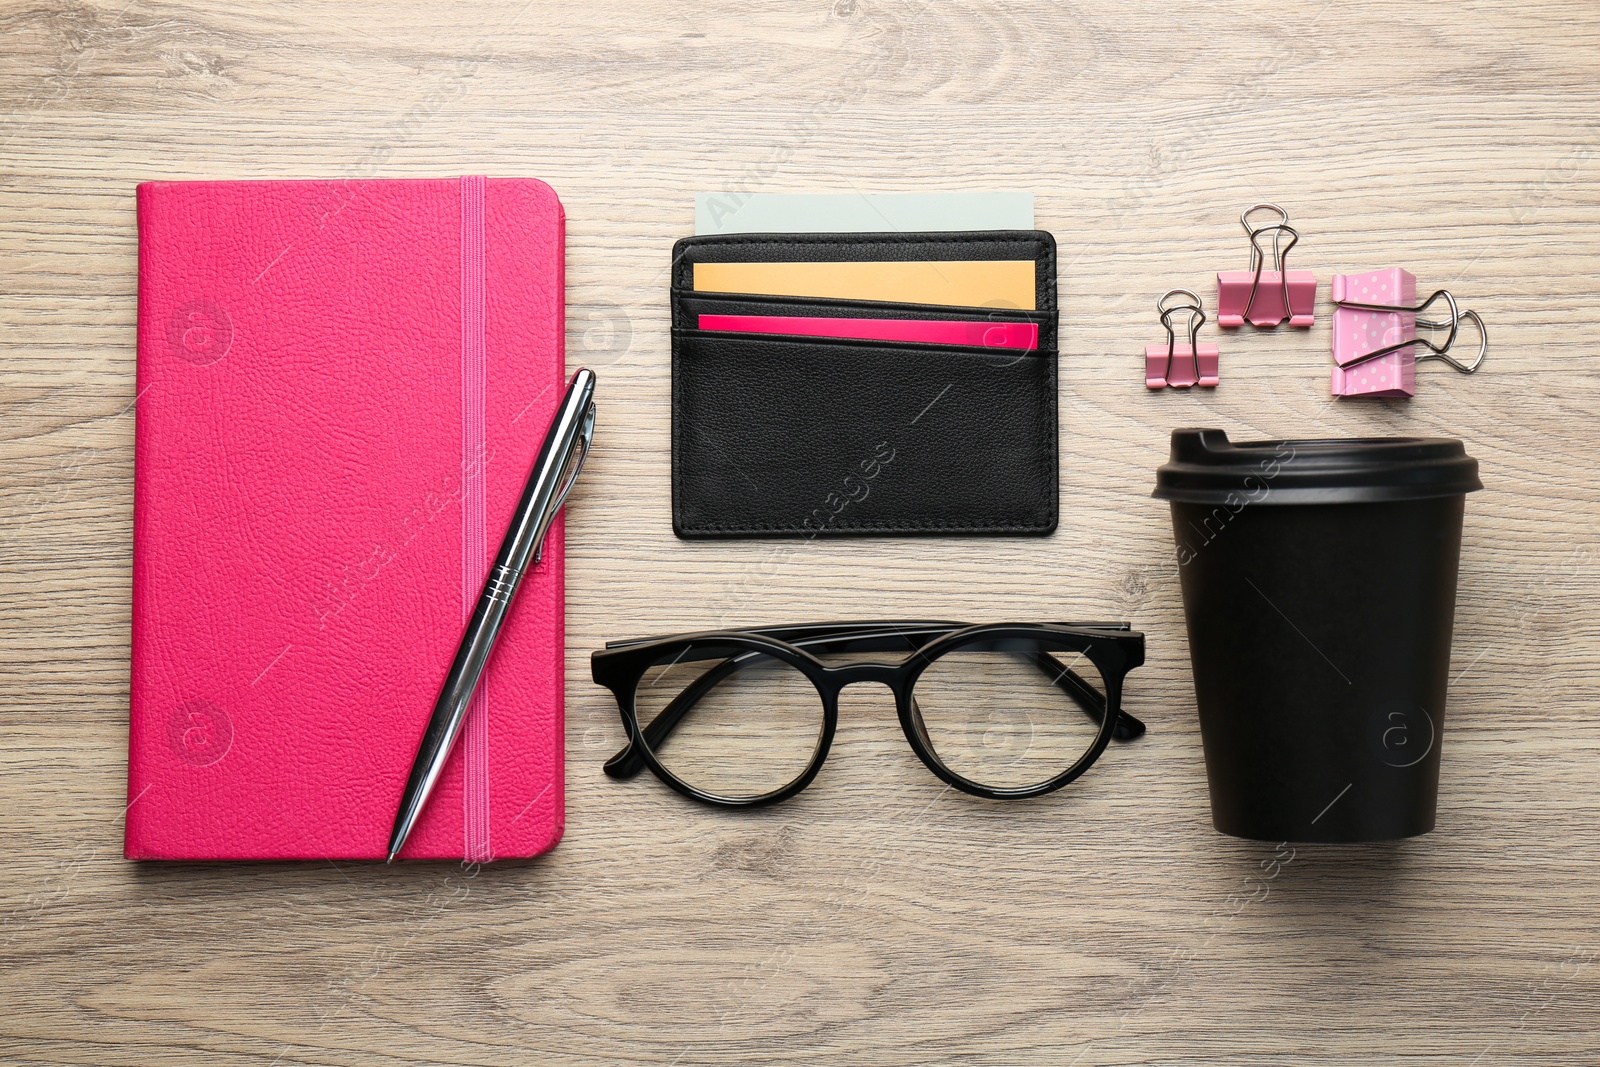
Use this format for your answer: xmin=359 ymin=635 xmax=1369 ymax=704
xmin=671 ymin=230 xmax=1058 ymax=539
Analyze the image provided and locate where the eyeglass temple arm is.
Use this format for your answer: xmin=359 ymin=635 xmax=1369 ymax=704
xmin=1029 ymin=652 xmax=1144 ymax=741
xmin=602 ymin=639 xmax=1144 ymax=780
xmin=602 ymin=620 xmax=1134 ymax=651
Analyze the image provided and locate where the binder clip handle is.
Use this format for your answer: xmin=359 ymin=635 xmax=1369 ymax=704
xmin=1160 ymin=287 xmax=1206 ymax=347
xmin=1241 ymin=203 xmax=1297 ymax=274
xmin=1146 ymin=288 xmax=1219 ymax=389
xmin=1334 ymin=287 xmax=1488 ymax=373
xmin=1241 ymin=203 xmax=1301 ymax=327
xmin=1420 ymin=308 xmax=1487 ymax=374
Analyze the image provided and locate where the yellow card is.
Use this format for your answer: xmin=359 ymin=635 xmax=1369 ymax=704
xmin=692 ymin=260 xmax=1037 ymax=310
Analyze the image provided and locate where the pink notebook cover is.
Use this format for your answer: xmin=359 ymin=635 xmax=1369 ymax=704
xmin=129 ymin=177 xmax=566 ymax=862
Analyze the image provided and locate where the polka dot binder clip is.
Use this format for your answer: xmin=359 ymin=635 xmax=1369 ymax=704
xmin=1216 ymin=203 xmax=1318 ymax=328
xmin=1329 ymin=268 xmax=1488 ymax=398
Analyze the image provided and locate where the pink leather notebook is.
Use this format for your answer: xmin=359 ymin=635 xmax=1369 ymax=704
xmin=129 ymin=177 xmax=566 ymax=862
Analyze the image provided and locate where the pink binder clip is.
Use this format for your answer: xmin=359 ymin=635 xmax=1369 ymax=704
xmin=1330 ymin=269 xmax=1487 ymax=398
xmin=1145 ymin=288 xmax=1218 ymax=389
xmin=1217 ymin=203 xmax=1317 ymax=328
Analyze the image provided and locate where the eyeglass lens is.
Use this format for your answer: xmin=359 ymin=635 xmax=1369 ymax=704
xmin=911 ymin=637 xmax=1108 ymax=790
xmin=635 ymin=647 xmax=825 ymax=800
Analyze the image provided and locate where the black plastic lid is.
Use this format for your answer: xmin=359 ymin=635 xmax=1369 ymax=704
xmin=1152 ymin=428 xmax=1482 ymax=505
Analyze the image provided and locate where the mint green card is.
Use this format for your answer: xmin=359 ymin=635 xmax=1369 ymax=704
xmin=695 ymin=191 xmax=1034 ymax=235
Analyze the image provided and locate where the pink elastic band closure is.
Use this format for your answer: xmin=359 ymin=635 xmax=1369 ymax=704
xmin=459 ymin=175 xmax=492 ymax=863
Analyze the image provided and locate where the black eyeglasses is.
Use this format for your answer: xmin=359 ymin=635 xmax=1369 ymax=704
xmin=590 ymin=621 xmax=1146 ymax=806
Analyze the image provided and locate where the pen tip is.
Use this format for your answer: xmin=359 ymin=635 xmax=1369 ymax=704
xmin=385 ymin=846 xmax=400 ymax=864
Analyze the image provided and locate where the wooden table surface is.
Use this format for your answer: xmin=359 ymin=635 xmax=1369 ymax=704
xmin=5 ymin=1 xmax=1599 ymax=1063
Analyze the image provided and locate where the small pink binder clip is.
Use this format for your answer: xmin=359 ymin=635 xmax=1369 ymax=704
xmin=1330 ymin=269 xmax=1487 ymax=398
xmin=1217 ymin=203 xmax=1317 ymax=328
xmin=1146 ymin=288 xmax=1219 ymax=389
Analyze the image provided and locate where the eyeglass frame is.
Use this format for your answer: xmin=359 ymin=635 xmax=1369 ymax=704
xmin=590 ymin=620 xmax=1147 ymax=807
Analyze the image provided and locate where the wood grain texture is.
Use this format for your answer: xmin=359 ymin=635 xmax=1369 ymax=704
xmin=3 ymin=0 xmax=1599 ymax=1063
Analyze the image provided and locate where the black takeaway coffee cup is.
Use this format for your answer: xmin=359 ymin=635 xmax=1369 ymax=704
xmin=1152 ymin=429 xmax=1482 ymax=842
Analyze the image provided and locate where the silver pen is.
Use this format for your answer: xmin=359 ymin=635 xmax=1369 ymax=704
xmin=387 ymin=368 xmax=597 ymax=862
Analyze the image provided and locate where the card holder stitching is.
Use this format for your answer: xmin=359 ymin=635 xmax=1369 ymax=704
xmin=675 ymin=231 xmax=1055 ymax=251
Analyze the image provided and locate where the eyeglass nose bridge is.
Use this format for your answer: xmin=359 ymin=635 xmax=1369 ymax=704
xmin=818 ymin=660 xmax=906 ymax=691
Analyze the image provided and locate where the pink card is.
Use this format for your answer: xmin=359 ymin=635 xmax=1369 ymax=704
xmin=698 ymin=313 xmax=1038 ymax=350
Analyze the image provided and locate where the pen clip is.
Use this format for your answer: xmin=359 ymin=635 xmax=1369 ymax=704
xmin=533 ymin=400 xmax=596 ymax=564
